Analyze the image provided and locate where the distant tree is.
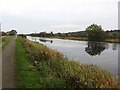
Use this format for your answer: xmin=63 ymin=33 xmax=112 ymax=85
xmin=1 ymin=31 xmax=7 ymax=36
xmin=86 ymin=24 xmax=106 ymax=41
xmin=9 ymin=30 xmax=17 ymax=35
xmin=56 ymin=32 xmax=62 ymax=37
xmin=39 ymin=32 xmax=47 ymax=37
xmin=64 ymin=33 xmax=69 ymax=37
xmin=18 ymin=34 xmax=26 ymax=38
xmin=118 ymin=33 xmax=120 ymax=39
xmin=50 ymin=31 xmax=54 ymax=35
xmin=112 ymin=32 xmax=118 ymax=39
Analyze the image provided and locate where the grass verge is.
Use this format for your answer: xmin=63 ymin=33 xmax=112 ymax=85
xmin=16 ymin=38 xmax=40 ymax=88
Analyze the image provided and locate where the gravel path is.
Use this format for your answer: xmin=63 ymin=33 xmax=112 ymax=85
xmin=2 ymin=39 xmax=16 ymax=88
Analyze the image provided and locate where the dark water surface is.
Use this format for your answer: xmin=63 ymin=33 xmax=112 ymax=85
xmin=27 ymin=36 xmax=119 ymax=76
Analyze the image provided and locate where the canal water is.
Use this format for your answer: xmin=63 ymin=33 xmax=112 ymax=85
xmin=27 ymin=36 xmax=119 ymax=76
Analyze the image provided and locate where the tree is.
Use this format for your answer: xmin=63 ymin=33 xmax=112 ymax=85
xmin=86 ymin=24 xmax=106 ymax=42
xmin=50 ymin=31 xmax=54 ymax=35
xmin=39 ymin=32 xmax=47 ymax=37
xmin=112 ymin=32 xmax=118 ymax=39
xmin=1 ymin=31 xmax=7 ymax=36
xmin=9 ymin=30 xmax=17 ymax=35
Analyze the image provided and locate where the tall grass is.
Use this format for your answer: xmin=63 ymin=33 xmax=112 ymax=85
xmin=17 ymin=37 xmax=118 ymax=88
xmin=1 ymin=36 xmax=13 ymax=48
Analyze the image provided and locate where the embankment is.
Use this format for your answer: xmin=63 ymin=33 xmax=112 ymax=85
xmin=16 ymin=37 xmax=118 ymax=88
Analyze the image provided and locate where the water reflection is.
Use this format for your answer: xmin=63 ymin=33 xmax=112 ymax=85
xmin=85 ymin=42 xmax=106 ymax=56
xmin=104 ymin=43 xmax=109 ymax=49
xmin=112 ymin=43 xmax=117 ymax=50
xmin=31 ymin=37 xmax=37 ymax=42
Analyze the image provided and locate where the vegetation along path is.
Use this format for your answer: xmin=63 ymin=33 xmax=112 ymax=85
xmin=2 ymin=38 xmax=16 ymax=88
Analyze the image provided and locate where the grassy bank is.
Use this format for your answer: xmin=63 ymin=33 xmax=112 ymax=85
xmin=0 ymin=36 xmax=13 ymax=48
xmin=48 ymin=36 xmax=88 ymax=41
xmin=39 ymin=36 xmax=120 ymax=43
xmin=105 ymin=39 xmax=120 ymax=44
xmin=16 ymin=38 xmax=40 ymax=88
xmin=59 ymin=37 xmax=120 ymax=43
xmin=16 ymin=37 xmax=118 ymax=88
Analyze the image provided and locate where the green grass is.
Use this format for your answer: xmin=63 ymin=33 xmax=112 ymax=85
xmin=16 ymin=38 xmax=40 ymax=88
xmin=16 ymin=38 xmax=67 ymax=88
xmin=17 ymin=37 xmax=118 ymax=88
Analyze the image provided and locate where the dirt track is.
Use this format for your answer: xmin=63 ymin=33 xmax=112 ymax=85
xmin=2 ymin=39 xmax=16 ymax=88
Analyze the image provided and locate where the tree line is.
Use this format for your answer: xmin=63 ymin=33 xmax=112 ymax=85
xmin=1 ymin=30 xmax=17 ymax=36
xmin=29 ymin=24 xmax=120 ymax=42
xmin=1 ymin=24 xmax=120 ymax=42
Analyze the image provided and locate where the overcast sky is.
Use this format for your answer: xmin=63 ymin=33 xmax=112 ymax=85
xmin=1 ymin=0 xmax=119 ymax=34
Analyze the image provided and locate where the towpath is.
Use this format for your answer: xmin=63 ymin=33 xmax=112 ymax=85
xmin=2 ymin=38 xmax=16 ymax=88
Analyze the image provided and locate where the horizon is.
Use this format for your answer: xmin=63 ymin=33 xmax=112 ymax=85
xmin=1 ymin=0 xmax=119 ymax=34
xmin=1 ymin=28 xmax=119 ymax=35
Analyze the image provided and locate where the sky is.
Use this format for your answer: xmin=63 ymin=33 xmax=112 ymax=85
xmin=1 ymin=0 xmax=119 ymax=34
xmin=118 ymin=1 xmax=120 ymax=30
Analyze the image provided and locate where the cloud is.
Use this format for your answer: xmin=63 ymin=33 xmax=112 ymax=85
xmin=1 ymin=0 xmax=119 ymax=33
